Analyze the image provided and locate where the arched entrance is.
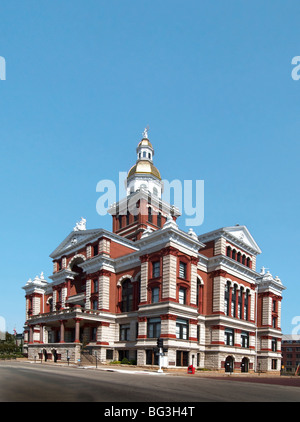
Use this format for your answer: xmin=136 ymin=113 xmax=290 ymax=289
xmin=241 ymin=357 xmax=249 ymax=373
xmin=69 ymin=256 xmax=86 ymax=297
xmin=225 ymin=355 xmax=234 ymax=373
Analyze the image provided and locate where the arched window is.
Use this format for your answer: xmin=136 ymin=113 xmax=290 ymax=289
xmin=226 ymin=246 xmax=231 ymax=257
xmin=242 ymin=255 xmax=246 ymax=265
xmin=121 ymin=279 xmax=133 ymax=312
xmin=237 ymin=252 xmax=241 ymax=263
xmin=246 ymin=257 xmax=251 ymax=268
xmin=232 ymin=249 xmax=236 ymax=260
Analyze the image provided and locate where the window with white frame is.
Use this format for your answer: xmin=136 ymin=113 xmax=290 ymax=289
xmin=179 ymin=261 xmax=187 ymax=279
xmin=176 ymin=318 xmax=188 ymax=340
xmin=179 ymin=287 xmax=187 ymax=305
xmin=241 ymin=331 xmax=249 ymax=348
xmin=147 ymin=318 xmax=161 ymax=338
xmin=224 ymin=328 xmax=234 ymax=346
xmin=120 ymin=324 xmax=130 ymax=341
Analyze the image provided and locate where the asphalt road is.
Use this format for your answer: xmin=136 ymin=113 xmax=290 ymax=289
xmin=0 ymin=361 xmax=299 ymax=403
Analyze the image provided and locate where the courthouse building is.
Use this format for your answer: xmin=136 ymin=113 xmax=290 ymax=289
xmin=22 ymin=131 xmax=286 ymax=372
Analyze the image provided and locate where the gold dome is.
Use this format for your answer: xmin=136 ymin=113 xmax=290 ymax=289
xmin=127 ymin=160 xmax=161 ymax=180
xmin=137 ymin=138 xmax=154 ymax=150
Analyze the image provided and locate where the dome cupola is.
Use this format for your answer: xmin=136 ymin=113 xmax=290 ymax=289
xmin=127 ymin=128 xmax=163 ymax=198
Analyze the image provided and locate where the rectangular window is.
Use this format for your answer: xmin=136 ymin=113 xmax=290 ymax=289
xmin=148 ymin=207 xmax=152 ymax=223
xmin=179 ymin=287 xmax=186 ymax=305
xmin=157 ymin=212 xmax=162 ymax=227
xmin=176 ymin=351 xmax=189 ymax=367
xmin=224 ymin=328 xmax=234 ymax=346
xmin=91 ymin=327 xmax=97 ymax=341
xmin=241 ymin=331 xmax=249 ymax=348
xmin=179 ymin=262 xmax=187 ymax=279
xmin=120 ymin=324 xmax=130 ymax=341
xmin=147 ymin=318 xmax=161 ymax=338
xmin=151 ymin=287 xmax=159 ymax=303
xmin=93 ymin=279 xmax=98 ymax=293
xmin=106 ymin=349 xmax=113 ymax=360
xmin=146 ymin=349 xmax=159 ymax=365
xmin=176 ymin=318 xmax=188 ymax=340
xmin=93 ymin=244 xmax=98 ymax=256
xmin=152 ymin=261 xmax=160 ymax=278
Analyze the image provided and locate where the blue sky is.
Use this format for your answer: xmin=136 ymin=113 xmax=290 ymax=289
xmin=0 ymin=0 xmax=299 ymax=334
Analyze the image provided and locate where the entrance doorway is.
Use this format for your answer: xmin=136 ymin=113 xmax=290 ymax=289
xmin=241 ymin=357 xmax=249 ymax=372
xmin=225 ymin=355 xmax=234 ymax=373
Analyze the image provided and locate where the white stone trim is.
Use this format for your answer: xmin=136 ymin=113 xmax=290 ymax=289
xmin=68 ymin=254 xmax=86 ymax=270
xmin=117 ymin=274 xmax=134 ymax=287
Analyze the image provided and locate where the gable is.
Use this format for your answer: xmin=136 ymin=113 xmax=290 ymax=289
xmin=223 ymin=225 xmax=262 ymax=255
xmin=49 ymin=229 xmax=105 ymax=259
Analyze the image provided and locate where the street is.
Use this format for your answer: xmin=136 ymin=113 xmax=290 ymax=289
xmin=0 ymin=361 xmax=299 ymax=403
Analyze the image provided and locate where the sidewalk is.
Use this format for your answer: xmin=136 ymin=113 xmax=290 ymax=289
xmin=23 ymin=359 xmax=285 ymax=378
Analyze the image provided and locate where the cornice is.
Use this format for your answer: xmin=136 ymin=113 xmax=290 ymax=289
xmin=79 ymin=254 xmax=115 ymax=275
xmin=136 ymin=225 xmax=204 ymax=256
xmin=48 ymin=269 xmax=77 ymax=287
xmin=206 ymin=255 xmax=258 ymax=283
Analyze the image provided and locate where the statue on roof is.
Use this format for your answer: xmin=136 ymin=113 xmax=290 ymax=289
xmin=142 ymin=126 xmax=149 ymax=139
xmin=73 ymin=217 xmax=86 ymax=231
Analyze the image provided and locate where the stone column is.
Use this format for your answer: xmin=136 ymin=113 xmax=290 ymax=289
xmin=74 ymin=318 xmax=81 ymax=343
xmin=29 ymin=325 xmax=34 ymax=344
xmin=59 ymin=320 xmax=65 ymax=343
xmin=39 ymin=324 xmax=44 ymax=344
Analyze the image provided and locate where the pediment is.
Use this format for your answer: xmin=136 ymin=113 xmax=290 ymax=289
xmin=49 ymin=229 xmax=105 ymax=259
xmin=223 ymin=226 xmax=262 ymax=254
